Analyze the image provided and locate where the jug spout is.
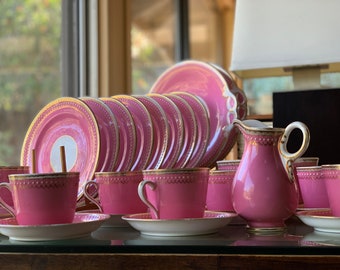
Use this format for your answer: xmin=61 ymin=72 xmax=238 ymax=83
xmin=233 ymin=119 xmax=268 ymax=133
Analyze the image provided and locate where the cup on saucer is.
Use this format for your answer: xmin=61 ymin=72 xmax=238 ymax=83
xmin=84 ymin=171 xmax=148 ymax=215
xmin=138 ymin=167 xmax=209 ymax=219
xmin=323 ymin=164 xmax=340 ymax=216
xmin=0 ymin=172 xmax=79 ymax=225
xmin=296 ymin=166 xmax=329 ymax=209
xmin=0 ymin=166 xmax=30 ymax=216
xmin=206 ymin=170 xmax=235 ymax=212
xmin=293 ymin=157 xmax=319 ymax=204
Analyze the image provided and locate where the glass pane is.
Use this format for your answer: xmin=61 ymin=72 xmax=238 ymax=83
xmin=189 ymin=0 xmax=221 ymax=65
xmin=243 ymin=73 xmax=340 ymax=115
xmin=131 ymin=0 xmax=175 ymax=95
xmin=0 ymin=0 xmax=61 ymax=165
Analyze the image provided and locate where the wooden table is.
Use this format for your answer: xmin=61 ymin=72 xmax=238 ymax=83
xmin=1 ymin=216 xmax=340 ymax=270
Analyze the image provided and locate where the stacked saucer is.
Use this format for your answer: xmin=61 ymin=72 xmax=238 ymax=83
xmin=20 ymin=60 xmax=247 ymax=199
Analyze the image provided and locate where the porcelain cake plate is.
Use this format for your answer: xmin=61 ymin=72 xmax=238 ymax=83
xmin=296 ymin=209 xmax=340 ymax=233
xmin=20 ymin=97 xmax=100 ymax=198
xmin=113 ymin=95 xmax=153 ymax=171
xmin=171 ymin=92 xmax=210 ymax=168
xmin=165 ymin=94 xmax=197 ymax=168
xmin=134 ymin=95 xmax=169 ymax=169
xmin=0 ymin=213 xmax=110 ymax=241
xmin=150 ymin=60 xmax=246 ymax=167
xmin=147 ymin=93 xmax=184 ymax=169
xmin=122 ymin=211 xmax=237 ymax=237
xmin=100 ymin=97 xmax=137 ymax=171
xmin=81 ymin=97 xmax=119 ymax=172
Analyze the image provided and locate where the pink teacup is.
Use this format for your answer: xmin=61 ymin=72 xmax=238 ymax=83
xmin=0 ymin=166 xmax=30 ymax=215
xmin=84 ymin=171 xmax=147 ymax=215
xmin=296 ymin=166 xmax=329 ymax=208
xmin=206 ymin=170 xmax=235 ymax=212
xmin=293 ymin=157 xmax=319 ymax=204
xmin=323 ymin=164 xmax=340 ymax=216
xmin=216 ymin=160 xmax=240 ymax=171
xmin=0 ymin=172 xmax=79 ymax=225
xmin=139 ymin=168 xmax=209 ymax=219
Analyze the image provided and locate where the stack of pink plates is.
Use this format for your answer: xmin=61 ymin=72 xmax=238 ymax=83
xmin=20 ymin=60 xmax=247 ymax=199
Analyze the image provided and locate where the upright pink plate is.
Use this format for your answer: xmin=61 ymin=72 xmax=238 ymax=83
xmin=147 ymin=93 xmax=184 ymax=169
xmin=150 ymin=60 xmax=246 ymax=167
xmin=171 ymin=92 xmax=210 ymax=168
xmin=20 ymin=97 xmax=100 ymax=198
xmin=165 ymin=94 xmax=197 ymax=168
xmin=209 ymin=63 xmax=247 ymax=161
xmin=100 ymin=97 xmax=137 ymax=172
xmin=134 ymin=95 xmax=169 ymax=169
xmin=112 ymin=95 xmax=153 ymax=171
xmin=81 ymin=97 xmax=119 ymax=172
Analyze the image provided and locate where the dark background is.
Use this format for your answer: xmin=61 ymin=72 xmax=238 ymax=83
xmin=273 ymin=88 xmax=340 ymax=165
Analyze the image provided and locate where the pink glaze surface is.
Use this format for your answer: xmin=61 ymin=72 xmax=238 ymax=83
xmin=100 ymin=98 xmax=137 ymax=172
xmin=150 ymin=60 xmax=246 ymax=167
xmin=171 ymin=92 xmax=210 ymax=168
xmin=206 ymin=170 xmax=235 ymax=212
xmin=139 ymin=168 xmax=209 ymax=219
xmin=296 ymin=166 xmax=329 ymax=208
xmin=323 ymin=165 xmax=340 ymax=217
xmin=113 ymin=95 xmax=153 ymax=171
xmin=20 ymin=97 xmax=100 ymax=199
xmin=84 ymin=171 xmax=147 ymax=215
xmin=81 ymin=97 xmax=119 ymax=172
xmin=134 ymin=95 xmax=169 ymax=169
xmin=0 ymin=166 xmax=29 ymax=214
xmin=147 ymin=94 xmax=184 ymax=169
xmin=293 ymin=157 xmax=319 ymax=204
xmin=232 ymin=120 xmax=310 ymax=230
xmin=165 ymin=94 xmax=197 ymax=168
xmin=0 ymin=172 xmax=79 ymax=225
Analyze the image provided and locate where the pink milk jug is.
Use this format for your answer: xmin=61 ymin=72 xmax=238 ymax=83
xmin=232 ymin=119 xmax=310 ymax=234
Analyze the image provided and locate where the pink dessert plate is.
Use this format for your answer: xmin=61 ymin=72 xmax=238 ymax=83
xmin=170 ymin=92 xmax=210 ymax=168
xmin=100 ymin=97 xmax=137 ymax=172
xmin=0 ymin=213 xmax=110 ymax=241
xmin=150 ymin=60 xmax=246 ymax=167
xmin=20 ymin=97 xmax=100 ymax=199
xmin=164 ymin=94 xmax=197 ymax=168
xmin=209 ymin=63 xmax=247 ymax=161
xmin=122 ymin=211 xmax=237 ymax=237
xmin=112 ymin=95 xmax=153 ymax=171
xmin=134 ymin=95 xmax=169 ymax=169
xmin=147 ymin=93 xmax=184 ymax=169
xmin=81 ymin=97 xmax=119 ymax=172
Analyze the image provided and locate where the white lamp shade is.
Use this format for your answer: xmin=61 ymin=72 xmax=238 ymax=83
xmin=230 ymin=0 xmax=340 ymax=79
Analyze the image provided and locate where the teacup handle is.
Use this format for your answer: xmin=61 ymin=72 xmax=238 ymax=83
xmin=83 ymin=180 xmax=103 ymax=212
xmin=279 ymin=121 xmax=310 ymax=183
xmin=0 ymin=182 xmax=15 ymax=217
xmin=138 ymin=180 xmax=158 ymax=219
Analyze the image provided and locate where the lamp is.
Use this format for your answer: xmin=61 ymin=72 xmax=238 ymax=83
xmin=230 ymin=0 xmax=340 ymax=90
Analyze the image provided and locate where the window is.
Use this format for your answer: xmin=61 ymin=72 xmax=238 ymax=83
xmin=0 ymin=0 xmax=62 ymax=165
xmin=130 ymin=0 xmax=223 ymax=95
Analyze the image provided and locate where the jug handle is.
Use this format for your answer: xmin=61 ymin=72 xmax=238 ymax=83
xmin=279 ymin=121 xmax=310 ymax=183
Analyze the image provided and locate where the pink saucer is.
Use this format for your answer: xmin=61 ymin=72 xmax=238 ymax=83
xmin=147 ymin=93 xmax=184 ymax=169
xmin=100 ymin=97 xmax=137 ymax=171
xmin=165 ymin=94 xmax=197 ymax=168
xmin=81 ymin=97 xmax=119 ymax=172
xmin=134 ymin=95 xmax=169 ymax=169
xmin=113 ymin=95 xmax=153 ymax=171
xmin=0 ymin=213 xmax=110 ymax=241
xmin=150 ymin=60 xmax=246 ymax=167
xmin=20 ymin=97 xmax=100 ymax=199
